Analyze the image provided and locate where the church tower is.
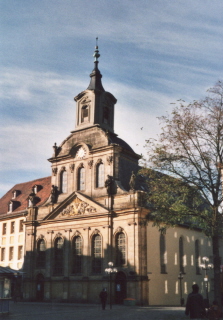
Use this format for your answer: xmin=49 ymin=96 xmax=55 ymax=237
xmin=48 ymin=45 xmax=140 ymax=202
xmin=23 ymin=44 xmax=148 ymax=306
xmin=74 ymin=44 xmax=117 ymax=133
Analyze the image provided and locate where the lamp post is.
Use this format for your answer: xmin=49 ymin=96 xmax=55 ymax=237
xmin=200 ymin=256 xmax=213 ymax=304
xmin=105 ymin=262 xmax=117 ymax=309
xmin=178 ymin=271 xmax=184 ymax=306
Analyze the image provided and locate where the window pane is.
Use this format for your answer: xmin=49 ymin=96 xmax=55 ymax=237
xmin=1 ymin=248 xmax=5 ymax=261
xmin=54 ymin=238 xmax=63 ymax=275
xmin=195 ymin=240 xmax=200 ymax=275
xmin=92 ymin=235 xmax=101 ymax=274
xmin=72 ymin=236 xmax=82 ymax=274
xmin=116 ymin=232 xmax=126 ymax=266
xmin=97 ymin=163 xmax=104 ymax=188
xmin=18 ymin=246 xmax=23 ymax=260
xmin=61 ymin=171 xmax=67 ymax=193
xmin=78 ymin=167 xmax=85 ymax=191
xmin=179 ymin=237 xmax=184 ymax=273
xmin=160 ymin=234 xmax=167 ymax=273
xmin=2 ymin=223 xmax=7 ymax=235
xmin=36 ymin=239 xmax=46 ymax=268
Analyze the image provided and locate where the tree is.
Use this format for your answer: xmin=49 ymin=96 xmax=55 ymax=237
xmin=142 ymin=81 xmax=223 ymax=303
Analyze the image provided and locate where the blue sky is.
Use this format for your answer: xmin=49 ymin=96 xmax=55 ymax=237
xmin=1 ymin=0 xmax=223 ymax=197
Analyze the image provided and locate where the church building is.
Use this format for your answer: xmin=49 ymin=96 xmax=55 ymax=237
xmin=0 ymin=45 xmax=217 ymax=305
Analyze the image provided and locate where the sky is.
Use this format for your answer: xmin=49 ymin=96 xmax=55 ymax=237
xmin=1 ymin=0 xmax=223 ymax=197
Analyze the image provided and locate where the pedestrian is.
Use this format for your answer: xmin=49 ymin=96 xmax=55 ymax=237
xmin=185 ymin=284 xmax=206 ymax=319
xmin=99 ymin=288 xmax=108 ymax=310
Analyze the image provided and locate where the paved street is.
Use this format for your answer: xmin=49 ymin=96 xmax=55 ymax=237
xmin=0 ymin=302 xmax=189 ymax=320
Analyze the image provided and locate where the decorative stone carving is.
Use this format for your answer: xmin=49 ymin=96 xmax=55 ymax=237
xmin=81 ymin=96 xmax=91 ymax=104
xmin=61 ymin=166 xmax=66 ymax=171
xmin=105 ymin=175 xmax=116 ymax=195
xmin=52 ymin=168 xmax=58 ymax=176
xmin=70 ymin=163 xmax=75 ymax=173
xmin=129 ymin=171 xmax=136 ymax=191
xmin=60 ymin=197 xmax=97 ymax=217
xmin=107 ymin=156 xmax=113 ymax=165
xmin=116 ymin=227 xmax=123 ymax=233
xmin=96 ymin=158 xmax=103 ymax=164
xmin=50 ymin=185 xmax=58 ymax=204
xmin=88 ymin=160 xmax=94 ymax=169
xmin=92 ymin=229 xmax=100 ymax=235
xmin=74 ymin=230 xmax=81 ymax=237
xmin=55 ymin=232 xmax=62 ymax=238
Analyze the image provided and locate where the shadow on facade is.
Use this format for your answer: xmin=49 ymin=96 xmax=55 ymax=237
xmin=19 ymin=240 xmax=148 ymax=305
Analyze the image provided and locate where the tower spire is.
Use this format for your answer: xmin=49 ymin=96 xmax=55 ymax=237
xmin=87 ymin=38 xmax=105 ymax=91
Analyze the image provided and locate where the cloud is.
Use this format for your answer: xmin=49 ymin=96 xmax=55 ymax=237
xmin=1 ymin=0 xmax=223 ymax=197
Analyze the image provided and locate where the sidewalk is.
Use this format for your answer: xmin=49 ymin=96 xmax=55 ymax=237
xmin=0 ymin=302 xmax=189 ymax=320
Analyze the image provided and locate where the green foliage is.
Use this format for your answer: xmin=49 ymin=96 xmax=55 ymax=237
xmin=142 ymin=81 xmax=223 ymax=238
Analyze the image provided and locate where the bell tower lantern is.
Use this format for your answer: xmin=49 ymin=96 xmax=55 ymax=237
xmin=74 ymin=43 xmax=117 ymax=133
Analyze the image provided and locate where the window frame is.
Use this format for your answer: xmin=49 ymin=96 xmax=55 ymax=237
xmin=72 ymin=236 xmax=82 ymax=274
xmin=54 ymin=237 xmax=64 ymax=276
xmin=92 ymin=234 xmax=102 ymax=274
xmin=78 ymin=166 xmax=85 ymax=191
xmin=96 ymin=162 xmax=104 ymax=188
xmin=115 ymin=232 xmax=126 ymax=266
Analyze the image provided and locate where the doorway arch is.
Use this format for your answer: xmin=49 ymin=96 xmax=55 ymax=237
xmin=115 ymin=271 xmax=127 ymax=304
xmin=36 ymin=273 xmax=44 ymax=301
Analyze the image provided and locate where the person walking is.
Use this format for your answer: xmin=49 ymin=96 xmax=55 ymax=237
xmin=185 ymin=284 xmax=206 ymax=319
xmin=99 ymin=288 xmax=108 ymax=310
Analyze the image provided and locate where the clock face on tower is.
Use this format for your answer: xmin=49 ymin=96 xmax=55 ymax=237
xmin=76 ymin=147 xmax=86 ymax=159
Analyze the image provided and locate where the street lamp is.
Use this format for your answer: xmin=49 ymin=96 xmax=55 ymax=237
xmin=200 ymin=256 xmax=213 ymax=304
xmin=105 ymin=262 xmax=118 ymax=309
xmin=178 ymin=271 xmax=184 ymax=306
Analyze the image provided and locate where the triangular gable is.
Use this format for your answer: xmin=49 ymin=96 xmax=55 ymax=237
xmin=43 ymin=192 xmax=108 ymax=220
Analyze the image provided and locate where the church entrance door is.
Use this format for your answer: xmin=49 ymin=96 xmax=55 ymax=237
xmin=115 ymin=272 xmax=127 ymax=304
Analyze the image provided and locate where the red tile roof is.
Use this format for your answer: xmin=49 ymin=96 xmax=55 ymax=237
xmin=0 ymin=177 xmax=51 ymax=216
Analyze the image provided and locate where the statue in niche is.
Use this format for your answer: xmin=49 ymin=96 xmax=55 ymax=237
xmin=105 ymin=175 xmax=116 ymax=195
xmin=50 ymin=185 xmax=58 ymax=204
xmin=129 ymin=171 xmax=136 ymax=191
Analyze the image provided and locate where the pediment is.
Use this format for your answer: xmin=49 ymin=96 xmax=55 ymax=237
xmin=43 ymin=192 xmax=108 ymax=220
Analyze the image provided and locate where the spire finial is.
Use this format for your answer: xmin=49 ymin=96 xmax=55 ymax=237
xmin=87 ymin=38 xmax=104 ymax=91
xmin=93 ymin=37 xmax=100 ymax=62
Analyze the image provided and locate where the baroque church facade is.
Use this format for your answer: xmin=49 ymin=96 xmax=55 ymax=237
xmin=0 ymin=46 xmax=218 ymax=305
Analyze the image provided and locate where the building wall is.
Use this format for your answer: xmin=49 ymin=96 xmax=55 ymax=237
xmin=0 ymin=217 xmax=25 ymax=270
xmin=147 ymin=223 xmax=214 ymax=305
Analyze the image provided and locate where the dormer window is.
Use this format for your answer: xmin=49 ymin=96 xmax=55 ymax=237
xmin=8 ymin=200 xmax=20 ymax=213
xmin=12 ymin=190 xmax=20 ymax=199
xmin=33 ymin=184 xmax=42 ymax=194
xmin=28 ymin=198 xmax=33 ymax=208
xmin=81 ymin=105 xmax=89 ymax=123
xmin=8 ymin=201 xmax=13 ymax=213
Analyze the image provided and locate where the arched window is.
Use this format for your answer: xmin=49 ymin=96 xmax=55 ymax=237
xmin=96 ymin=163 xmax=104 ymax=188
xmin=36 ymin=239 xmax=46 ymax=269
xmin=60 ymin=170 xmax=67 ymax=193
xmin=195 ymin=240 xmax=201 ymax=275
xmin=72 ymin=236 xmax=82 ymax=274
xmin=78 ymin=167 xmax=85 ymax=191
xmin=179 ymin=237 xmax=185 ymax=273
xmin=54 ymin=237 xmax=63 ymax=275
xmin=103 ymin=107 xmax=110 ymax=124
xmin=160 ymin=234 xmax=167 ymax=273
xmin=92 ymin=234 xmax=102 ymax=274
xmin=116 ymin=232 xmax=126 ymax=266
xmin=81 ymin=105 xmax=89 ymax=123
